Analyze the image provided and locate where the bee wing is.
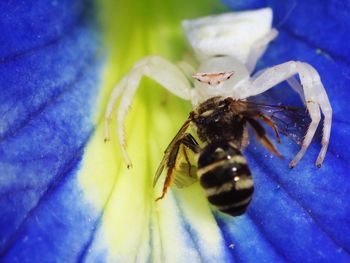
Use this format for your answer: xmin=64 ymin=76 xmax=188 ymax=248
xmin=153 ymin=157 xmax=167 ymax=188
xmin=153 ymin=118 xmax=192 ymax=188
xmin=172 ymin=143 xmax=199 ymax=188
xmin=242 ymin=101 xmax=310 ymax=145
xmin=172 ymin=165 xmax=198 ymax=188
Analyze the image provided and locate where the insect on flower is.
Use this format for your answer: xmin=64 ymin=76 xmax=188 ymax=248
xmin=104 ymin=8 xmax=332 ymax=216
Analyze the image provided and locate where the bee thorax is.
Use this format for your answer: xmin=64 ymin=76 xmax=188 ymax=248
xmin=193 ymin=97 xmax=247 ymax=147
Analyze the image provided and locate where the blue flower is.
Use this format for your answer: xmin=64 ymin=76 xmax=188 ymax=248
xmin=0 ymin=0 xmax=349 ymax=262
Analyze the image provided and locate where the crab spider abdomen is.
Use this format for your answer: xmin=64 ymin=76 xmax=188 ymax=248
xmin=182 ymin=8 xmax=273 ymax=63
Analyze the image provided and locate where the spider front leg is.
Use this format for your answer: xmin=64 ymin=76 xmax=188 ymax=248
xmin=245 ymin=29 xmax=279 ymax=73
xmin=104 ymin=55 xmax=193 ymax=168
xmin=241 ymin=61 xmax=332 ymax=168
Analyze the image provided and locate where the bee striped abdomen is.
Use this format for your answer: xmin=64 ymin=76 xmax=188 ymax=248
xmin=197 ymin=142 xmax=253 ymax=217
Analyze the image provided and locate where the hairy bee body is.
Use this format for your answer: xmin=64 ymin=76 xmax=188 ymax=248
xmin=197 ymin=142 xmax=253 ymax=216
xmin=154 ymin=96 xmax=286 ymax=216
xmin=192 ymin=98 xmax=254 ymax=216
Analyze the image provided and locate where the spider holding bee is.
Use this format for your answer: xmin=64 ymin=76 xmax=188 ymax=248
xmin=104 ymin=8 xmax=332 ymax=216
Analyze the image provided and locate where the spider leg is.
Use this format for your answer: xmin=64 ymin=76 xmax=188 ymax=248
xmin=287 ymin=76 xmax=305 ymax=103
xmin=104 ymin=55 xmax=193 ymax=168
xmin=177 ymin=60 xmax=196 ymax=80
xmin=242 ymin=61 xmax=332 ymax=167
xmin=155 ymin=133 xmax=201 ymax=201
xmin=298 ymin=63 xmax=332 ymax=168
xmin=246 ymin=29 xmax=278 ymax=73
xmin=104 ymin=76 xmax=128 ymax=142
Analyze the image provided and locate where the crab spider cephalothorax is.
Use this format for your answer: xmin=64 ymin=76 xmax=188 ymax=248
xmin=104 ymin=8 xmax=332 ymax=169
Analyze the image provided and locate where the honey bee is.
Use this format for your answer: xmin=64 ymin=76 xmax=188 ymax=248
xmin=153 ymin=97 xmax=308 ymax=216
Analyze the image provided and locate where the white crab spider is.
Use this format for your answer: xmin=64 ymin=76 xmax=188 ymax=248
xmin=104 ymin=8 xmax=332 ymax=169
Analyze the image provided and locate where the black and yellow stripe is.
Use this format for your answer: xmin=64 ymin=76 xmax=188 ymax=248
xmin=197 ymin=141 xmax=253 ymax=217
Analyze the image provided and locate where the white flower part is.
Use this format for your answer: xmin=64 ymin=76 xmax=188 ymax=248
xmin=182 ymin=8 xmax=273 ymax=64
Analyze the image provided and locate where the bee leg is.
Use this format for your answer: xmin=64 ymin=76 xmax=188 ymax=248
xmin=155 ymin=168 xmax=174 ymax=201
xmin=181 ymin=134 xmax=201 ymax=178
xmin=258 ymin=114 xmax=281 ymax=143
xmin=155 ymin=144 xmax=180 ymax=201
xmin=246 ymin=117 xmax=283 ymax=159
xmin=182 ymin=147 xmax=194 ymax=177
xmin=155 ymin=134 xmax=200 ymax=201
xmin=181 ymin=134 xmax=201 ymax=153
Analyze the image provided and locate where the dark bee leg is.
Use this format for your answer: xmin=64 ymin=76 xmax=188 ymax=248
xmin=182 ymin=134 xmax=201 ymax=157
xmin=182 ymin=147 xmax=192 ymax=176
xmin=182 ymin=134 xmax=201 ymax=177
xmin=155 ymin=134 xmax=200 ymax=201
xmin=258 ymin=114 xmax=281 ymax=143
xmin=246 ymin=117 xmax=283 ymax=159
xmin=155 ymin=170 xmax=175 ymax=201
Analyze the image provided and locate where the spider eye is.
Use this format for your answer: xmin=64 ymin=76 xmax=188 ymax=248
xmin=192 ymin=71 xmax=235 ymax=86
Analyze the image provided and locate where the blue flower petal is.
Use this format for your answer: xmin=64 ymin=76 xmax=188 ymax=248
xmin=0 ymin=1 xmax=84 ymax=60
xmin=222 ymin=0 xmax=350 ymax=62
xmin=0 ymin=0 xmax=104 ymax=261
xmin=218 ymin=1 xmax=350 ymax=261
